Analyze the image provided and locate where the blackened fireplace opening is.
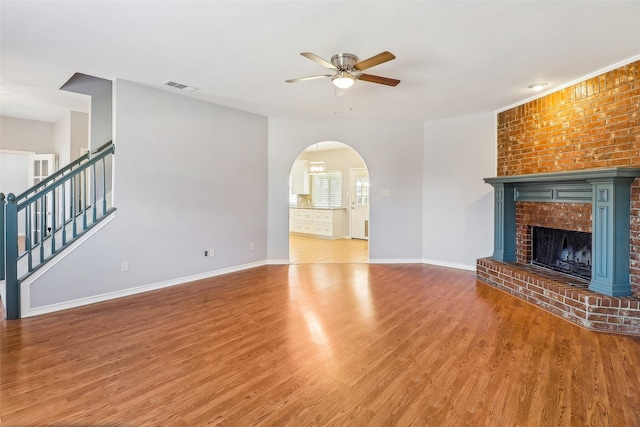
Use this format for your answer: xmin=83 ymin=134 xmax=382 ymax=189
xmin=532 ymin=226 xmax=592 ymax=280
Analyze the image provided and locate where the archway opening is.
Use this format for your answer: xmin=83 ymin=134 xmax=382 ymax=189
xmin=288 ymin=141 xmax=369 ymax=264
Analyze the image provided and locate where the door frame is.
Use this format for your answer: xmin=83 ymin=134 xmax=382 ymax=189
xmin=350 ymin=167 xmax=370 ymax=240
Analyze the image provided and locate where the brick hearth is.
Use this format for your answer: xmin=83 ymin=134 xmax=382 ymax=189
xmin=477 ymin=258 xmax=640 ymax=335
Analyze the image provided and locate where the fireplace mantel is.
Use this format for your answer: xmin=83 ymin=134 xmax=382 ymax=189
xmin=484 ymin=167 xmax=640 ymax=296
xmin=485 ymin=167 xmax=640 ymax=185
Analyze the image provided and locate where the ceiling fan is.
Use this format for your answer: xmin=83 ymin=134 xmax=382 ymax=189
xmin=286 ymin=51 xmax=400 ymax=89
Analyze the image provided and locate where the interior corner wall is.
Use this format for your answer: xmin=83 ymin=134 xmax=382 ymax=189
xmin=70 ymin=111 xmax=89 ymax=161
xmin=53 ymin=111 xmax=88 ymax=167
xmin=60 ymin=73 xmax=112 ymax=149
xmin=422 ymin=112 xmax=496 ymax=269
xmin=54 ymin=112 xmax=72 ymax=166
xmin=267 ymin=117 xmax=424 ymax=262
xmin=26 ymin=79 xmax=269 ymax=309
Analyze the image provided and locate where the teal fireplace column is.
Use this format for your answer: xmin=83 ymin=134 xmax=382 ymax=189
xmin=588 ymin=177 xmax=635 ymax=297
xmin=489 ymin=182 xmax=517 ymax=262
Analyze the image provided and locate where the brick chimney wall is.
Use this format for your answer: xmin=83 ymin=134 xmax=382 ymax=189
xmin=496 ymin=60 xmax=640 ymax=296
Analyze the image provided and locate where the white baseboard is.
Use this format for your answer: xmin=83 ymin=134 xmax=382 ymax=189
xmin=423 ymin=258 xmax=476 ymax=271
xmin=22 ymin=260 xmax=268 ymax=318
xmin=369 ymin=258 xmax=476 ymax=271
xmin=369 ymin=258 xmax=424 ymax=264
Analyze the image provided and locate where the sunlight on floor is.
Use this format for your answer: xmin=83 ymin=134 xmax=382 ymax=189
xmin=289 ymin=234 xmax=368 ymax=264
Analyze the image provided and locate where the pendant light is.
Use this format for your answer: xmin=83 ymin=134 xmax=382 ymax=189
xmin=308 ymin=143 xmax=326 ymax=174
xmin=309 ymin=161 xmax=326 ymax=174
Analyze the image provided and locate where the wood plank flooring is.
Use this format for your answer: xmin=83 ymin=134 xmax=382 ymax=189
xmin=289 ymin=234 xmax=368 ymax=264
xmin=2 ymin=264 xmax=640 ymax=425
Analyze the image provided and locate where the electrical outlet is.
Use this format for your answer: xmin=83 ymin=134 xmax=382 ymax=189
xmin=121 ymin=261 xmax=129 ymax=272
xmin=205 ymin=249 xmax=215 ymax=257
xmin=250 ymin=242 xmax=255 ymax=251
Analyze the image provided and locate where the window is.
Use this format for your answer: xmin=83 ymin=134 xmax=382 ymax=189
xmin=355 ymin=177 xmax=369 ymax=207
xmin=311 ymin=171 xmax=342 ymax=208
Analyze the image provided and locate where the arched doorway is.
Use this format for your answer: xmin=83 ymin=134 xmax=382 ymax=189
xmin=288 ymin=141 xmax=369 ymax=264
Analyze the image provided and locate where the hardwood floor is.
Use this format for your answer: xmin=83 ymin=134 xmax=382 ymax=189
xmin=2 ymin=264 xmax=640 ymax=426
xmin=289 ymin=234 xmax=368 ymax=264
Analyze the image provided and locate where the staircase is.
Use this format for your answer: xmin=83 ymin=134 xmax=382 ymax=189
xmin=1 ymin=141 xmax=116 ymax=319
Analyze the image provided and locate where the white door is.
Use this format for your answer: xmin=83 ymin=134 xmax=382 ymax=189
xmin=28 ymin=154 xmax=56 ymax=241
xmin=350 ymin=168 xmax=370 ymax=240
xmin=29 ymin=154 xmax=56 ymax=186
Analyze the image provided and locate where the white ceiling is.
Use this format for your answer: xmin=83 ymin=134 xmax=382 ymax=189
xmin=1 ymin=1 xmax=639 ymax=124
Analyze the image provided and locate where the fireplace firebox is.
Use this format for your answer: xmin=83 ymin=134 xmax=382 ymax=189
xmin=532 ymin=226 xmax=592 ymax=279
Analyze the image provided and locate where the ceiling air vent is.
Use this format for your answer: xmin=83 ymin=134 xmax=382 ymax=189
xmin=162 ymin=81 xmax=199 ymax=92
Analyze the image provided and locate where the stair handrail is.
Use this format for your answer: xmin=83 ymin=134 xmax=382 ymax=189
xmin=14 ymin=141 xmax=113 ymax=203
xmin=15 ymin=144 xmax=114 ymax=209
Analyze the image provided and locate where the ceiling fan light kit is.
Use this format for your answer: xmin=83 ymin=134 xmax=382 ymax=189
xmin=332 ymin=71 xmax=355 ymax=89
xmin=286 ymin=51 xmax=400 ymax=90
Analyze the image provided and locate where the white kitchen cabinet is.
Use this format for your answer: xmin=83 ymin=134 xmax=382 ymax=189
xmin=289 ymin=209 xmax=295 ymax=230
xmin=291 ymin=160 xmax=310 ymax=194
xmin=293 ymin=208 xmax=313 ymax=234
xmin=294 ymin=209 xmax=313 ymax=222
xmin=289 ymin=208 xmax=345 ymax=239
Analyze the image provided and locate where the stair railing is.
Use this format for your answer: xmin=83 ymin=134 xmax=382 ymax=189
xmin=1 ymin=141 xmax=115 ymax=319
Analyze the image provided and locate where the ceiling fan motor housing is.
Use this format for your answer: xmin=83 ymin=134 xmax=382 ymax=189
xmin=331 ymin=53 xmax=358 ymax=70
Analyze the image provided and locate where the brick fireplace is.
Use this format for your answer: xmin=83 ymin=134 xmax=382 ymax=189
xmin=477 ymin=59 xmax=640 ymax=335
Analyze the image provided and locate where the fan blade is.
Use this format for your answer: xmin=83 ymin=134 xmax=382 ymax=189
xmin=354 ymin=51 xmax=396 ymax=71
xmin=286 ymin=75 xmax=332 ymax=83
xmin=358 ymin=74 xmax=401 ymax=86
xmin=300 ymin=52 xmax=338 ymax=70
xmin=300 ymin=52 xmax=337 ymax=69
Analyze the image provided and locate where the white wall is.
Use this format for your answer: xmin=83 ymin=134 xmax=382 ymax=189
xmin=26 ymin=79 xmax=268 ymax=309
xmin=53 ymin=112 xmax=71 ymax=166
xmin=54 ymin=111 xmax=89 ymax=166
xmin=268 ymin=118 xmax=424 ymax=263
xmin=69 ymin=111 xmax=89 ymax=161
xmin=422 ymin=112 xmax=496 ymax=270
xmin=0 ymin=116 xmax=54 ymax=153
xmin=0 ymin=151 xmax=31 ymax=196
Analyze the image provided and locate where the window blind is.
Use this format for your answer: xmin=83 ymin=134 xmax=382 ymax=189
xmin=311 ymin=171 xmax=342 ymax=208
